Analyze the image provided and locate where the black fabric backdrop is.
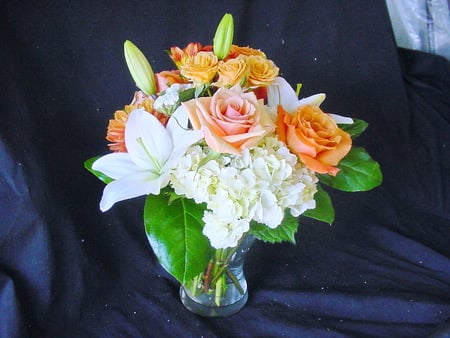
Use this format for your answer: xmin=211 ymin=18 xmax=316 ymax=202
xmin=1 ymin=1 xmax=449 ymax=337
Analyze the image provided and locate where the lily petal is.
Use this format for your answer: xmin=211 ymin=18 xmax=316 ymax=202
xmin=267 ymin=77 xmax=326 ymax=112
xmin=165 ymin=106 xmax=204 ymax=169
xmin=92 ymin=152 xmax=137 ymax=180
xmin=99 ymin=170 xmax=164 ymax=211
xmin=297 ymin=93 xmax=326 ymax=107
xmin=329 ymin=113 xmax=354 ymax=124
xmin=125 ymin=109 xmax=172 ymax=172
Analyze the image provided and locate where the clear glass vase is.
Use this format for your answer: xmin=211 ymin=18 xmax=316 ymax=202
xmin=179 ymin=234 xmax=255 ymax=317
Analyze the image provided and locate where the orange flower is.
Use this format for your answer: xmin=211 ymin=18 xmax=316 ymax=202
xmin=180 ymin=52 xmax=218 ymax=84
xmin=155 ymin=70 xmax=189 ymax=92
xmin=225 ymin=45 xmax=266 ymax=60
xmin=213 ymin=57 xmax=249 ymax=87
xmin=106 ymin=109 xmax=129 ymax=152
xmin=106 ymin=91 xmax=168 ymax=152
xmin=169 ymin=42 xmax=212 ymax=69
xmin=246 ymin=55 xmax=279 ymax=87
xmin=276 ymin=105 xmax=352 ymax=176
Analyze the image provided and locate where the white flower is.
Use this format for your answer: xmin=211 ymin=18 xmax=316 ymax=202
xmin=170 ymin=134 xmax=318 ymax=248
xmin=153 ymin=83 xmax=192 ymax=115
xmin=329 ymin=113 xmax=354 ymax=124
xmin=267 ymin=76 xmax=326 ymax=112
xmin=267 ymin=77 xmax=354 ymax=124
xmin=202 ymin=212 xmax=249 ymax=249
xmin=251 ymin=190 xmax=284 ymax=228
xmin=92 ymin=107 xmax=203 ymax=211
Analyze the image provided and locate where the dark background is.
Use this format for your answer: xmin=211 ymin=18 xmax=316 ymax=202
xmin=1 ymin=1 xmax=449 ymax=337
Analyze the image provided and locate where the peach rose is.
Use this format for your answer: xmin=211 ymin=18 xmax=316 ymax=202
xmin=276 ymin=105 xmax=352 ymax=176
xmin=180 ymin=51 xmax=218 ymax=84
xmin=213 ymin=57 xmax=249 ymax=87
xmin=246 ymin=55 xmax=279 ymax=87
xmin=182 ymin=86 xmax=275 ymax=155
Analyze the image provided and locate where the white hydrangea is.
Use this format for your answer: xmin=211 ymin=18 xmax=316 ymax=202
xmin=169 ymin=135 xmax=318 ymax=249
xmin=202 ymin=211 xmax=250 ymax=249
xmin=153 ymin=83 xmax=192 ymax=115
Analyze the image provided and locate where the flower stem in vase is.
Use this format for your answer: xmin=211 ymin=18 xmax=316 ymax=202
xmin=179 ymin=234 xmax=255 ymax=317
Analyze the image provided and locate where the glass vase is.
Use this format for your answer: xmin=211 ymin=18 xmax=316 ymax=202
xmin=179 ymin=234 xmax=255 ymax=317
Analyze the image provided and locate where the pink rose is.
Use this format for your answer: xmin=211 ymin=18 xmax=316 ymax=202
xmin=155 ymin=70 xmax=187 ymax=93
xmin=182 ymin=86 xmax=275 ymax=154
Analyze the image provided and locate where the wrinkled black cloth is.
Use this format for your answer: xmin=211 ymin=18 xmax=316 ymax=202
xmin=1 ymin=1 xmax=449 ymax=337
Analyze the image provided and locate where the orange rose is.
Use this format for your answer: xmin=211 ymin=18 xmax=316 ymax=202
xmin=213 ymin=57 xmax=249 ymax=87
xmin=180 ymin=51 xmax=219 ymax=84
xmin=246 ymin=55 xmax=279 ymax=87
xmin=276 ymin=105 xmax=352 ymax=176
xmin=225 ymin=45 xmax=266 ymax=60
xmin=182 ymin=86 xmax=275 ymax=154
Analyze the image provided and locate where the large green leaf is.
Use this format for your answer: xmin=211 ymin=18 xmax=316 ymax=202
xmin=250 ymin=210 xmax=299 ymax=244
xmin=319 ymin=147 xmax=383 ymax=192
xmin=303 ymin=184 xmax=334 ymax=224
xmin=144 ymin=192 xmax=211 ymax=284
xmin=339 ymin=118 xmax=368 ymax=139
xmin=84 ymin=156 xmax=113 ymax=184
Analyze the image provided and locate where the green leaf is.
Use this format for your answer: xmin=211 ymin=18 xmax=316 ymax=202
xmin=339 ymin=118 xmax=368 ymax=139
xmin=194 ymin=84 xmax=206 ymax=98
xmin=250 ymin=210 xmax=299 ymax=244
xmin=144 ymin=192 xmax=211 ymax=284
xmin=303 ymin=184 xmax=334 ymax=224
xmin=177 ymin=87 xmax=197 ymax=103
xmin=319 ymin=147 xmax=383 ymax=192
xmin=84 ymin=156 xmax=113 ymax=184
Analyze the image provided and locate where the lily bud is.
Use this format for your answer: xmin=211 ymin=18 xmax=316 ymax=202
xmin=213 ymin=13 xmax=234 ymax=60
xmin=124 ymin=40 xmax=156 ymax=96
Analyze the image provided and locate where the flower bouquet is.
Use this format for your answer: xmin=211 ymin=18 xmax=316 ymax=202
xmin=85 ymin=13 xmax=382 ymax=316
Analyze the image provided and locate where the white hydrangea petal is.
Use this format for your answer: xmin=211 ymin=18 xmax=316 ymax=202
xmin=202 ymin=212 xmax=249 ymax=249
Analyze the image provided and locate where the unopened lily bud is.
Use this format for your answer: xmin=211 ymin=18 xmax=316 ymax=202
xmin=124 ymin=40 xmax=156 ymax=96
xmin=213 ymin=13 xmax=234 ymax=60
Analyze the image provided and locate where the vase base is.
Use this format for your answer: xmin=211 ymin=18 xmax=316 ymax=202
xmin=179 ymin=287 xmax=248 ymax=317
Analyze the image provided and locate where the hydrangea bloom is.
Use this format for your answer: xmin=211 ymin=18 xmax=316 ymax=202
xmin=153 ymin=83 xmax=193 ymax=115
xmin=170 ymin=135 xmax=318 ymax=248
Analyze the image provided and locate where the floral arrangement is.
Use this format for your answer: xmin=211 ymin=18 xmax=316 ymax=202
xmin=85 ymin=14 xmax=382 ymax=308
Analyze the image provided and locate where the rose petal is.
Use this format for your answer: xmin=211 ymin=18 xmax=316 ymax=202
xmin=299 ymin=154 xmax=340 ymax=176
xmin=203 ymin=127 xmax=241 ymax=155
xmin=317 ymin=129 xmax=352 ymax=166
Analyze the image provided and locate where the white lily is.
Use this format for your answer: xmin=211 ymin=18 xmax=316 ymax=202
xmin=267 ymin=76 xmax=353 ymax=124
xmin=328 ymin=113 xmax=354 ymax=124
xmin=267 ymin=76 xmax=326 ymax=112
xmin=92 ymin=107 xmax=203 ymax=211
